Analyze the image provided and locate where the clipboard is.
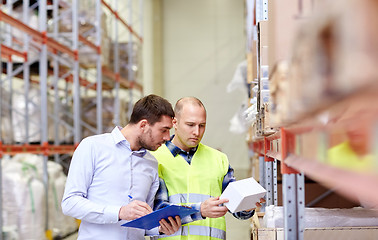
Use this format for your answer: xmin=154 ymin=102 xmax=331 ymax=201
xmin=122 ymin=205 xmax=198 ymax=230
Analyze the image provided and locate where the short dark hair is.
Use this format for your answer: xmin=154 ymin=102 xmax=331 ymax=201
xmin=129 ymin=94 xmax=174 ymax=125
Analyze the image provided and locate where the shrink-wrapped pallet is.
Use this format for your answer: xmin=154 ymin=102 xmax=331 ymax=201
xmin=11 ymin=86 xmax=66 ymax=143
xmin=81 ymin=96 xmax=129 ymax=138
xmin=1 ymin=87 xmax=13 ymax=144
xmin=109 ymin=42 xmax=141 ymax=82
xmin=3 ymin=154 xmax=77 ymax=239
xmin=47 ymin=161 xmax=77 ymax=237
xmin=2 ymin=157 xmax=46 ymax=240
xmin=54 ymin=0 xmax=109 ymax=68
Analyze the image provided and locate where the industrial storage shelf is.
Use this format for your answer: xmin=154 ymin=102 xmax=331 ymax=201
xmin=0 ymin=1 xmax=144 ymax=239
xmin=278 ymin=81 xmax=378 ymax=133
xmin=252 ymin=81 xmax=378 ymax=205
xmin=247 ymin=1 xmax=378 ymax=240
xmin=0 ymin=9 xmax=76 ymax=58
xmin=284 ymin=154 xmax=378 ymax=210
xmin=0 ymin=43 xmax=25 ymax=60
xmin=101 ymin=0 xmax=143 ymax=43
xmin=0 ymin=8 xmax=142 ymax=92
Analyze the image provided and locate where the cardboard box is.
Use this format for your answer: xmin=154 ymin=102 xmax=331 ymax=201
xmin=247 ymin=48 xmax=257 ymax=84
xmin=268 ymin=0 xmax=306 ymax=70
xmin=262 ymin=103 xmax=279 ymax=136
xmin=258 ymin=21 xmax=269 ymax=67
xmin=220 ymin=177 xmax=266 ymax=213
xmin=249 ymin=153 xmax=260 ymax=182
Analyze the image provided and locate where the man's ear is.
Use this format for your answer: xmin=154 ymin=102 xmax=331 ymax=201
xmin=139 ymin=119 xmax=148 ymax=131
xmin=172 ymin=117 xmax=178 ymax=127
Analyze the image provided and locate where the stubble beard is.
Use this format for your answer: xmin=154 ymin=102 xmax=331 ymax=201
xmin=138 ymin=128 xmax=159 ymax=151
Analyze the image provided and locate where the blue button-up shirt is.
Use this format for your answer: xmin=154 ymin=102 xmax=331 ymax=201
xmin=62 ymin=127 xmax=160 ymax=240
xmin=154 ymin=137 xmax=254 ymax=224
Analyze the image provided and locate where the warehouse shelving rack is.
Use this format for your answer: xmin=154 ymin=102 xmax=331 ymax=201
xmin=0 ymin=0 xmax=144 ymax=239
xmin=247 ymin=1 xmax=378 ymax=240
xmin=252 ymin=81 xmax=378 ymax=240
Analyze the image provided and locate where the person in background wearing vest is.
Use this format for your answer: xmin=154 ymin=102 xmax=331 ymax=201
xmin=62 ymin=94 xmax=182 ymax=240
xmin=151 ymin=97 xmax=264 ymax=240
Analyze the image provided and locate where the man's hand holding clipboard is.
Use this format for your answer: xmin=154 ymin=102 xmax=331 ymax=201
xmin=122 ymin=205 xmax=197 ymax=230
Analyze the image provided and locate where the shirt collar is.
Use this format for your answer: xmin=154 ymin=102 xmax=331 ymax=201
xmin=111 ymin=126 xmax=147 ymax=157
xmin=165 ymin=135 xmax=198 ymax=157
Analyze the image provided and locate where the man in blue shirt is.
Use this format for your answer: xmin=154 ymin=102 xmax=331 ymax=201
xmin=62 ymin=94 xmax=181 ymax=240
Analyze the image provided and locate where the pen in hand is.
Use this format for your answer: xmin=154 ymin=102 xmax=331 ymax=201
xmin=120 ymin=195 xmax=153 ymax=220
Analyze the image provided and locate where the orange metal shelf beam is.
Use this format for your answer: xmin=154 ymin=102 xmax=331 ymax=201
xmin=0 ymin=44 xmax=26 ymax=61
xmin=1 ymin=10 xmax=141 ymax=92
xmin=285 ymin=154 xmax=378 ymax=209
xmin=64 ymin=73 xmax=112 ymax=91
xmin=0 ymin=143 xmax=75 ymax=156
xmin=102 ymin=65 xmax=143 ymax=92
xmin=79 ymin=34 xmax=98 ymax=53
xmin=101 ymin=0 xmax=143 ymax=43
xmin=0 ymin=10 xmax=76 ymax=59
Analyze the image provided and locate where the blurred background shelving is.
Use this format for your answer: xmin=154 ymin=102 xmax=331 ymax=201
xmin=245 ymin=0 xmax=378 ymax=239
xmin=0 ymin=0 xmax=143 ymax=239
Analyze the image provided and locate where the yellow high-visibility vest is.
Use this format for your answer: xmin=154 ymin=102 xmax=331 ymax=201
xmin=151 ymin=143 xmax=229 ymax=240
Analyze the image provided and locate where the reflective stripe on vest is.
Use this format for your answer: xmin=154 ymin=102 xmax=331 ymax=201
xmin=154 ymin=225 xmax=226 ymax=239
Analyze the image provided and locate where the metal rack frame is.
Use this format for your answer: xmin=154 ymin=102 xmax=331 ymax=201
xmin=0 ymin=0 xmax=144 ymax=239
xmin=247 ymin=1 xmax=378 ymax=239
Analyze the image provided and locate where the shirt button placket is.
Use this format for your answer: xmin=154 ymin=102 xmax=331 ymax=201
xmin=129 ymin=153 xmax=133 ymax=196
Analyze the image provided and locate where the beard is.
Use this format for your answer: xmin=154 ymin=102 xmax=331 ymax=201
xmin=138 ymin=128 xmax=161 ymax=151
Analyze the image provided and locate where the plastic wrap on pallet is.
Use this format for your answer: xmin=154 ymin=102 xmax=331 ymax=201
xmin=57 ymin=0 xmax=99 ymax=34
xmin=2 ymin=156 xmax=46 ymax=240
xmin=2 ymin=225 xmax=18 ymax=240
xmin=109 ymin=42 xmax=141 ymax=82
xmin=79 ymin=35 xmax=111 ymax=69
xmin=52 ymin=0 xmax=109 ymax=68
xmin=229 ymin=102 xmax=251 ymax=134
xmin=81 ymin=96 xmax=129 ymax=138
xmin=227 ymin=60 xmax=249 ymax=95
xmin=3 ymin=5 xmax=39 ymax=64
xmin=1 ymin=157 xmax=21 ymax=240
xmin=1 ymin=87 xmax=13 ymax=144
xmin=2 ymin=154 xmax=77 ymax=239
xmin=47 ymin=161 xmax=78 ymax=237
xmin=263 ymin=205 xmax=378 ymax=229
xmin=10 ymin=86 xmax=66 ymax=143
xmin=12 ymin=154 xmax=77 ymax=237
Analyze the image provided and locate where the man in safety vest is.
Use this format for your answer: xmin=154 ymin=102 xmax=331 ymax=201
xmin=151 ymin=97 xmax=263 ymax=240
